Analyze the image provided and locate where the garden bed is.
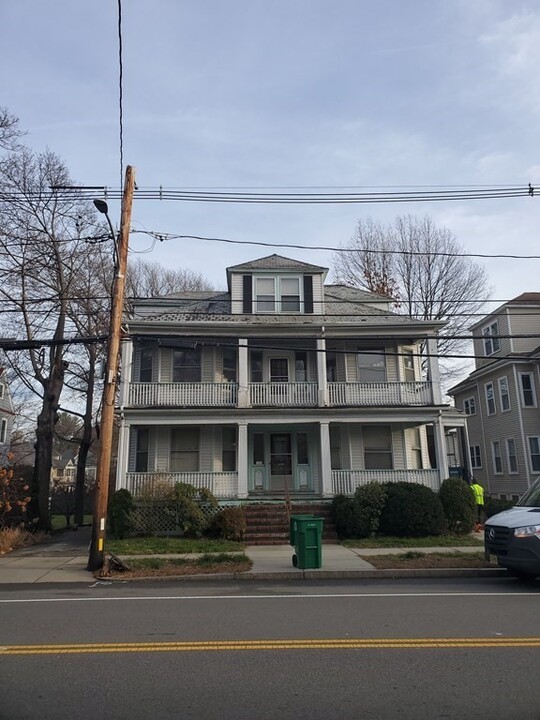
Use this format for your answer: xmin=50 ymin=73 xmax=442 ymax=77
xmin=360 ymin=551 xmax=492 ymax=570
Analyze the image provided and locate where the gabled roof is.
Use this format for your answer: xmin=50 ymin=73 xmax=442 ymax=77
xmin=508 ymin=292 xmax=540 ymax=304
xmin=226 ymin=254 xmax=328 ymax=273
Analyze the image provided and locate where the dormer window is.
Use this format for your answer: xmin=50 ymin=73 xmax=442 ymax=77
xmin=482 ymin=321 xmax=500 ymax=356
xmin=255 ymin=276 xmax=301 ymax=313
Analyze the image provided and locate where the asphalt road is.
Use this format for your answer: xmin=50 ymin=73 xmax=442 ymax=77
xmin=1 ymin=577 xmax=539 ymax=720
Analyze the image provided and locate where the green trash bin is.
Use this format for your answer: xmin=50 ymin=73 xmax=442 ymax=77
xmin=289 ymin=514 xmax=314 ymax=548
xmin=291 ymin=515 xmax=323 ymax=569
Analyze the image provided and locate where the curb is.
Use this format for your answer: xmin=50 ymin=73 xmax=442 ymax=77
xmin=97 ymin=567 xmax=509 ymax=583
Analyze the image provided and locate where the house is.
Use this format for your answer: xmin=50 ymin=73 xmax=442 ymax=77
xmin=115 ymin=254 xmax=467 ymax=504
xmin=448 ymin=293 xmax=540 ymax=499
xmin=50 ymin=449 xmax=97 ymax=489
xmin=0 ymin=367 xmax=15 ymax=464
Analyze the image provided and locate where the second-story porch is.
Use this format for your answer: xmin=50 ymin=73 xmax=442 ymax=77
xmin=121 ymin=335 xmax=442 ymax=410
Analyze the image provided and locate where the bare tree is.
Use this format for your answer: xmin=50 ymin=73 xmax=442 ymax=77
xmin=333 ymin=215 xmax=492 ymax=380
xmin=0 ymin=147 xmax=101 ymax=530
xmin=126 ymin=258 xmax=212 ymax=299
xmin=0 ymin=106 xmax=24 ymax=151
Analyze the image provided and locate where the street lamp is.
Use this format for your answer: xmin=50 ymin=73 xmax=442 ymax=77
xmin=87 ymin=167 xmax=135 ymax=572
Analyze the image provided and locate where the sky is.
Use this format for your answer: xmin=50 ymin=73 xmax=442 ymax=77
xmin=2 ymin=0 xmax=539 ymax=298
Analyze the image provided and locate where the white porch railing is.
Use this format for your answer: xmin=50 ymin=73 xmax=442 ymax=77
xmin=332 ymin=469 xmax=440 ymax=495
xmin=126 ymin=472 xmax=238 ymax=498
xmin=128 ymin=382 xmax=238 ymax=407
xmin=249 ymin=382 xmax=318 ymax=407
xmin=328 ymin=381 xmax=433 ymax=406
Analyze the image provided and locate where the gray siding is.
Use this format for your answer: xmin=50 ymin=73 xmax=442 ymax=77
xmin=508 ymin=306 xmax=540 ymax=354
xmin=473 ymin=312 xmax=510 ymax=370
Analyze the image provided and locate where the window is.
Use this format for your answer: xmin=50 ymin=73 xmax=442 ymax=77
xmin=403 ymin=350 xmax=415 ymax=383
xmin=491 ymin=440 xmax=502 ymax=474
xmin=270 ymin=358 xmax=289 ymax=382
xmin=483 ymin=321 xmax=500 ymax=356
xmin=485 ymin=382 xmax=496 ymax=415
xmin=251 ymin=351 xmax=263 ymax=382
xmin=498 ymin=376 xmax=510 ymax=412
xmin=357 ymin=350 xmax=386 ymax=383
xmin=363 ymin=426 xmax=393 ymax=470
xmin=0 ymin=418 xmax=7 ymax=444
xmin=173 ymin=349 xmax=201 ymax=382
xmin=255 ymin=277 xmax=276 ymax=312
xmin=410 ymin=427 xmax=423 ymax=469
xmin=470 ymin=445 xmax=482 ymax=469
xmin=295 ymin=351 xmax=307 ymax=382
xmin=170 ymin=428 xmax=199 ymax=472
xmin=297 ymin=433 xmax=309 ymax=465
xmin=329 ymin=426 xmax=341 ymax=470
xmin=463 ymin=397 xmax=476 ymax=415
xmin=254 ymin=276 xmax=302 ymax=313
xmin=519 ymin=373 xmax=536 ymax=407
xmin=222 ymin=348 xmax=237 ymax=382
xmin=253 ymin=433 xmax=265 ymax=465
xmin=528 ymin=436 xmax=540 ymax=472
xmin=0 ymin=384 xmax=4 ymax=399
xmin=139 ymin=348 xmax=153 ymax=382
xmin=135 ymin=429 xmax=149 ymax=472
xmin=326 ymin=353 xmax=337 ymax=382
xmin=222 ymin=427 xmax=236 ymax=471
xmin=280 ymin=277 xmax=301 ymax=312
xmin=506 ymin=438 xmax=518 ymax=474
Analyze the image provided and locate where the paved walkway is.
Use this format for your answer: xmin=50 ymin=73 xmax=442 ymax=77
xmin=0 ymin=528 xmax=488 ymax=584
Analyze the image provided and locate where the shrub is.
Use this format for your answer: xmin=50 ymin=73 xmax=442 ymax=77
xmin=108 ymin=489 xmax=136 ymax=539
xmin=485 ymin=496 xmax=514 ymax=520
xmin=439 ymin=477 xmax=476 ymax=534
xmin=0 ymin=526 xmax=46 ymax=554
xmin=132 ymin=481 xmax=217 ymax=537
xmin=207 ymin=507 xmax=246 ymax=541
xmin=353 ymin=482 xmax=387 ymax=537
xmin=0 ymin=458 xmax=31 ymax=529
xmin=331 ymin=495 xmax=358 ymax=538
xmin=379 ymin=482 xmax=448 ymax=537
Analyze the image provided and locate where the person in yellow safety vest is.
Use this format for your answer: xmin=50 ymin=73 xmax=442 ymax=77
xmin=470 ymin=480 xmax=485 ymax=530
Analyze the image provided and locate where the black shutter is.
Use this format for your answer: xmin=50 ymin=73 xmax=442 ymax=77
xmin=303 ymin=275 xmax=314 ymax=313
xmin=242 ymin=274 xmax=253 ymax=314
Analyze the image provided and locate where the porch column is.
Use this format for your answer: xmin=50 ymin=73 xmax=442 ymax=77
xmin=320 ymin=421 xmax=333 ymax=496
xmin=237 ymin=422 xmax=248 ymax=498
xmin=115 ymin=418 xmax=130 ymax=490
xmin=238 ymin=338 xmax=249 ymax=408
xmin=426 ymin=336 xmax=442 ymax=405
xmin=317 ymin=337 xmax=328 ymax=406
xmin=434 ymin=415 xmax=449 ymax=486
xmin=119 ymin=338 xmax=133 ymax=410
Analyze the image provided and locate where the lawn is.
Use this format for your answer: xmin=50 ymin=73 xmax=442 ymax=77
xmin=342 ymin=534 xmax=483 ymax=549
xmin=106 ymin=536 xmax=244 ymax=555
xmin=360 ymin=550 xmax=492 ymax=570
xmin=103 ymin=552 xmax=251 ymax=578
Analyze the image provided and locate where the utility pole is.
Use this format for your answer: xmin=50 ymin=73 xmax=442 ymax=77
xmin=87 ymin=165 xmax=135 ymax=572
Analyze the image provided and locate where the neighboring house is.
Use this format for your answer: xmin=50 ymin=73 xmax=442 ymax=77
xmin=0 ymin=367 xmax=15 ymax=463
xmin=449 ymin=293 xmax=540 ymax=498
xmin=115 ymin=254 xmax=466 ymax=502
xmin=50 ymin=449 xmax=97 ymax=489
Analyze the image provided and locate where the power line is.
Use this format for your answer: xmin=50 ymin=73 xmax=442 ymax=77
xmin=131 ymin=230 xmax=540 ymax=261
xmin=117 ymin=0 xmax=124 ymax=188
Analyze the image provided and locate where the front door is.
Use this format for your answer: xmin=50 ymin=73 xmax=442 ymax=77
xmin=270 ymin=433 xmax=292 ymax=491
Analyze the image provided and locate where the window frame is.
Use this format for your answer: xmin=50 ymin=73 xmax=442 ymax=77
xmin=469 ymin=445 xmax=482 ymax=470
xmin=222 ymin=426 xmax=237 ymax=472
xmin=491 ymin=440 xmax=503 ymax=475
xmin=519 ymin=372 xmax=536 ymax=407
xmin=505 ymin=438 xmax=518 ymax=474
xmin=0 ymin=418 xmax=7 ymax=444
xmin=485 ymin=382 xmax=496 ymax=416
xmin=527 ymin=436 xmax=540 ymax=473
xmin=139 ymin=348 xmax=154 ymax=383
xmin=363 ymin=425 xmax=393 ymax=470
xmin=357 ymin=349 xmax=387 ymax=383
xmin=498 ymin=376 xmax=511 ymax=412
xmin=463 ymin=397 xmax=476 ymax=415
xmin=170 ymin=427 xmax=200 ymax=472
xmin=172 ymin=348 xmax=201 ymax=383
xmin=135 ymin=428 xmax=149 ymax=472
xmin=0 ymin=384 xmax=4 ymax=400
xmin=482 ymin=321 xmax=501 ymax=356
xmin=254 ymin=275 xmax=303 ymax=314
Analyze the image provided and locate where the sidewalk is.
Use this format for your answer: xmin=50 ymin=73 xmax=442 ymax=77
xmin=0 ymin=530 xmax=501 ymax=584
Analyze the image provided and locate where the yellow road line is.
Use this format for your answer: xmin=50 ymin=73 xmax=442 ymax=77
xmin=2 ymin=638 xmax=540 ymax=655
